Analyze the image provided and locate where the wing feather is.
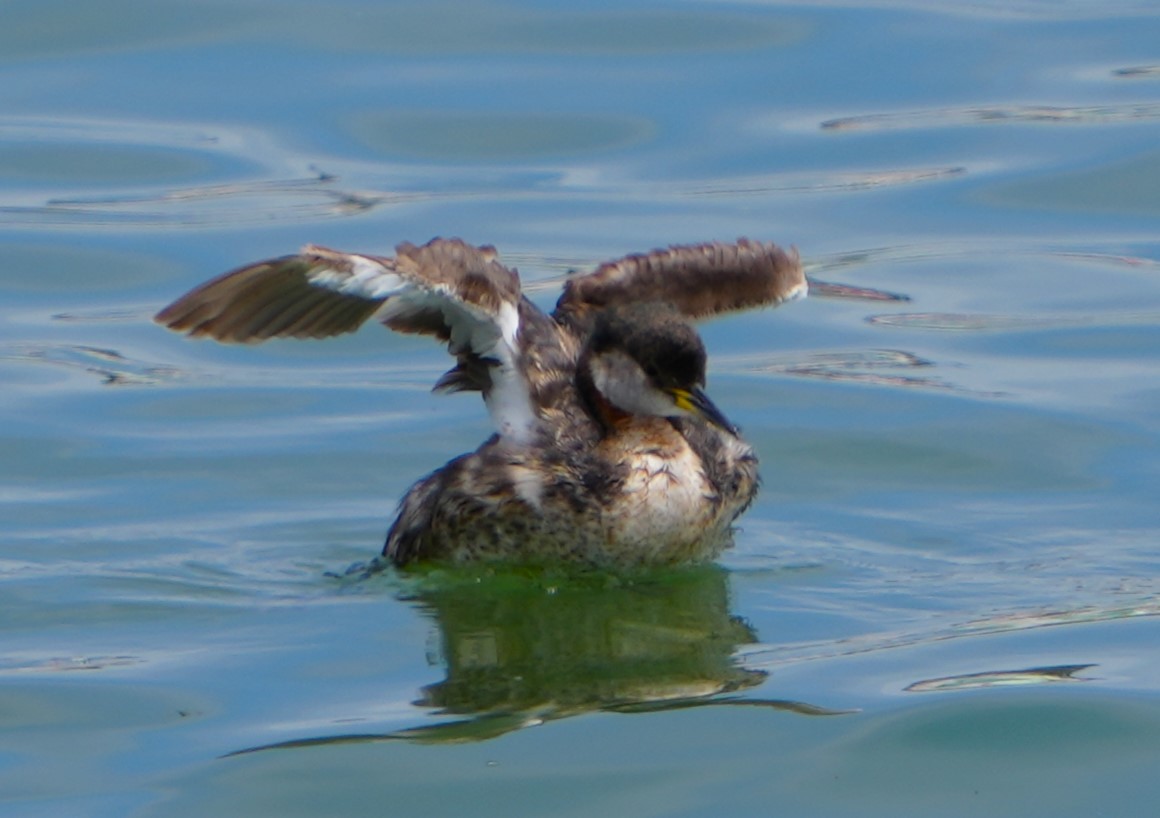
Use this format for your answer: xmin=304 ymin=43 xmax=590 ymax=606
xmin=155 ymin=237 xmax=538 ymax=442
xmin=154 ymin=255 xmax=384 ymax=342
xmin=554 ymin=238 xmax=806 ymax=328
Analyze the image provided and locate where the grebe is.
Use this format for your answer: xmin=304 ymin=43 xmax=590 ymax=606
xmin=155 ymin=237 xmax=805 ymax=567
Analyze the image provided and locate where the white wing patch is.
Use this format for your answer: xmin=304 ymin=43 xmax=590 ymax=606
xmin=484 ymin=302 xmax=535 ymax=442
xmin=309 ymin=257 xmax=536 ymax=444
xmin=300 ymin=244 xmax=538 ymax=444
xmin=786 ymin=278 xmax=809 ymax=302
xmin=485 ymin=352 xmax=536 ymax=443
xmin=305 ymin=254 xmax=407 ymax=299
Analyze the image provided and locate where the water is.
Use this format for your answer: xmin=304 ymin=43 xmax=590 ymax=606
xmin=2 ymin=1 xmax=1160 ymax=815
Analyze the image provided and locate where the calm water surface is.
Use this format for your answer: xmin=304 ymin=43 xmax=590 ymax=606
xmin=2 ymin=1 xmax=1160 ymax=816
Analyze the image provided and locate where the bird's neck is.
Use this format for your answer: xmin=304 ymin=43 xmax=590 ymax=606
xmin=576 ymin=355 xmax=631 ymax=436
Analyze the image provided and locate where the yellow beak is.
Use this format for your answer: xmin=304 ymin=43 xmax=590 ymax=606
xmin=669 ymin=387 xmax=739 ymax=436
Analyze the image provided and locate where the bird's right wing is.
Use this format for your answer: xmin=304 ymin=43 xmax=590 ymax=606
xmin=156 ymin=237 xmax=539 ymax=442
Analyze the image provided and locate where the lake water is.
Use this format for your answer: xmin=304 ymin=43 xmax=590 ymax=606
xmin=2 ymin=1 xmax=1160 ymax=816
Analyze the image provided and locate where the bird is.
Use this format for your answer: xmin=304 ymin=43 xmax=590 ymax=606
xmin=155 ymin=237 xmax=806 ymax=568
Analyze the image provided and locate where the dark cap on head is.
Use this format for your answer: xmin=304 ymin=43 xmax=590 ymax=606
xmin=588 ymin=302 xmax=707 ymax=391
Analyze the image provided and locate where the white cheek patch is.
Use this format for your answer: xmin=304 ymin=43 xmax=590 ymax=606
xmin=589 ymin=350 xmax=681 ymax=418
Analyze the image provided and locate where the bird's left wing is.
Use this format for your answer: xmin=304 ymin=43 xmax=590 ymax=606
xmin=553 ymin=238 xmax=806 ymax=329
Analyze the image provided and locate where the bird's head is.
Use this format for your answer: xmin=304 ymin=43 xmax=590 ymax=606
xmin=582 ymin=303 xmax=738 ymax=435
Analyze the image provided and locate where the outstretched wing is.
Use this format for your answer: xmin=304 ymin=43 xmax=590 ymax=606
xmin=554 ymin=239 xmax=806 ymax=328
xmin=153 ymin=249 xmax=385 ymax=343
xmin=155 ymin=237 xmax=537 ymax=442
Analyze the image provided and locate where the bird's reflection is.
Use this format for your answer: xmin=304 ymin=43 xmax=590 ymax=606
xmin=413 ymin=566 xmax=763 ymax=723
xmin=228 ymin=566 xmax=849 ymax=755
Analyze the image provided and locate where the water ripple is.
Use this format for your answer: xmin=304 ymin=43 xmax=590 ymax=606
xmin=0 ymin=116 xmax=407 ymax=228
xmin=821 ymin=102 xmax=1160 ymax=132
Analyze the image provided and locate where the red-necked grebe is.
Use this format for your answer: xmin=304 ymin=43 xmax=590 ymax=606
xmin=156 ymin=237 xmax=806 ymax=567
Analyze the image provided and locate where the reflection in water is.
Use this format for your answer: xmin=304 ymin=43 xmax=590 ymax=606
xmin=412 ymin=567 xmax=762 ymax=715
xmin=230 ymin=567 xmax=850 ymax=753
xmin=0 ymin=173 xmax=394 ymax=228
xmin=0 ymin=116 xmax=424 ymax=228
xmin=0 ymin=342 xmax=182 ymax=385
xmin=0 ymin=655 xmax=142 ymax=674
xmin=725 ymin=348 xmax=999 ymax=396
xmin=868 ymin=310 xmax=1160 ymax=332
xmin=669 ymin=166 xmax=966 ymax=198
xmin=821 ymin=101 xmax=1160 ymax=131
xmin=741 ymin=603 xmax=1160 ymax=674
xmin=905 ymin=663 xmax=1095 ymax=693
xmin=808 ymin=243 xmax=1160 ymax=276
xmin=0 ymin=339 xmax=443 ymax=391
xmin=807 ymin=279 xmax=910 ymax=302
xmin=1115 ymin=64 xmax=1160 ymax=78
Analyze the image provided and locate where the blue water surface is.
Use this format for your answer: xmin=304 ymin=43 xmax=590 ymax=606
xmin=2 ymin=1 xmax=1160 ymax=816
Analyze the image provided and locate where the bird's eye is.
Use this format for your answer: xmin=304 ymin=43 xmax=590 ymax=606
xmin=644 ymin=364 xmax=659 ymax=378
